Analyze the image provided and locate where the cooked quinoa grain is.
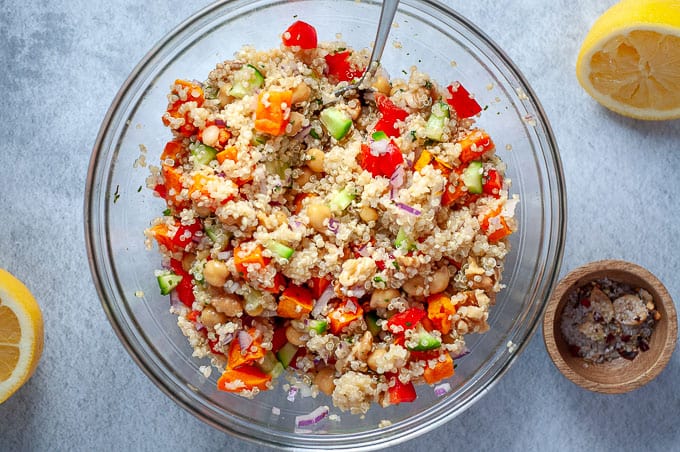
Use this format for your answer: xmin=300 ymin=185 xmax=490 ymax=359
xmin=145 ymin=20 xmax=518 ymax=413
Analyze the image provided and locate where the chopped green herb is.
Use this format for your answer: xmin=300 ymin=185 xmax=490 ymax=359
xmin=401 ymin=69 xmax=408 ymax=75
xmin=392 ymin=261 xmax=400 ymax=270
xmin=424 ymin=138 xmax=435 ymax=146
xmin=162 ymin=208 xmax=172 ymax=216
xmin=137 ymin=185 xmax=143 ymax=192
xmin=310 ymin=128 xmax=321 ymax=139
xmin=424 ymin=80 xmax=433 ymax=89
xmin=484 ymin=105 xmax=489 ymax=111
xmin=113 ymin=185 xmax=120 ymax=203
xmin=373 ymin=276 xmax=385 ymax=283
xmin=410 ymin=130 xmax=417 ymax=142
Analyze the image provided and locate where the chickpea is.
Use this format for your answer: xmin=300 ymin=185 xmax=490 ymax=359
xmin=201 ymin=125 xmax=220 ymax=147
xmin=367 ymin=348 xmax=386 ymax=372
xmin=291 ymin=82 xmax=311 ymax=105
xmin=212 ymin=292 xmax=243 ymax=317
xmin=285 ymin=325 xmax=306 ymax=346
xmin=353 ymin=331 xmax=373 ymax=361
xmin=314 ymin=367 xmax=336 ymax=395
xmin=359 ymin=206 xmax=378 ymax=223
xmin=306 ymin=203 xmax=331 ymax=232
xmin=371 ymin=75 xmax=391 ymax=95
xmin=295 ymin=167 xmax=314 ymax=187
xmin=181 ymin=253 xmax=195 ymax=272
xmin=370 ymin=288 xmax=400 ymax=309
xmin=346 ymin=99 xmax=362 ymax=121
xmin=286 ymin=111 xmax=305 ymax=136
xmin=218 ymin=84 xmax=233 ymax=106
xmin=200 ymin=306 xmax=227 ymax=330
xmin=402 ymin=275 xmax=425 ymax=296
xmin=470 ymin=275 xmax=494 ymax=291
xmin=429 ymin=266 xmax=450 ymax=294
xmin=306 ymin=148 xmax=325 ymax=173
xmin=204 ymin=260 xmax=229 ymax=287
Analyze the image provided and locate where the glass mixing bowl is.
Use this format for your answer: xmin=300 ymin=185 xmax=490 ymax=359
xmin=85 ymin=0 xmax=566 ymax=449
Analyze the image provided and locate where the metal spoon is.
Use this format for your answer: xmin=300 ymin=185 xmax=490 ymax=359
xmin=334 ymin=0 xmax=400 ymax=97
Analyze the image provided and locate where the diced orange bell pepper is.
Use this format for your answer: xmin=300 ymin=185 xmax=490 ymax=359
xmin=234 ymin=243 xmax=271 ymax=276
xmin=217 ymin=365 xmax=272 ymax=392
xmin=216 ymin=146 xmax=238 ymax=164
xmin=149 ymin=223 xmax=175 ymax=251
xmin=254 ymin=90 xmax=293 ymax=136
xmin=423 ymin=353 xmax=455 ymax=384
xmin=328 ymin=298 xmax=364 ymax=334
xmin=414 ymin=150 xmax=433 ymax=172
xmin=481 ymin=205 xmax=513 ymax=242
xmin=458 ymin=129 xmax=494 ymax=163
xmin=159 ymin=165 xmax=188 ymax=210
xmin=277 ymin=285 xmax=314 ymax=319
xmin=160 ymin=140 xmax=185 ymax=163
xmin=427 ymin=293 xmax=456 ymax=335
xmin=227 ymin=329 xmax=265 ymax=370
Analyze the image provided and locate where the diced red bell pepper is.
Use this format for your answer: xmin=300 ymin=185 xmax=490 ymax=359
xmin=171 ymin=220 xmax=203 ymax=250
xmin=386 ymin=307 xmax=426 ymax=333
xmin=170 ymin=258 xmax=195 ymax=307
xmin=309 ymin=276 xmax=332 ymax=299
xmin=388 ymin=374 xmax=417 ymax=404
xmin=482 ymin=169 xmax=502 ymax=198
xmin=271 ymin=325 xmax=288 ymax=353
xmin=374 ymin=94 xmax=409 ymax=137
xmin=282 ymin=20 xmax=318 ymax=49
xmin=359 ymin=140 xmax=404 ymax=178
xmin=325 ymin=50 xmax=363 ymax=82
xmin=446 ymin=82 xmax=482 ymax=119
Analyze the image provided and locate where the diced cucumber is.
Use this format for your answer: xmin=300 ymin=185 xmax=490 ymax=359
xmin=407 ymin=330 xmax=442 ymax=351
xmin=157 ymin=272 xmax=182 ymax=295
xmin=309 ymin=127 xmax=322 ymax=139
xmin=372 ymin=130 xmax=388 ymax=141
xmin=229 ymin=64 xmax=265 ymax=98
xmin=264 ymin=160 xmax=289 ymax=181
xmin=424 ymin=101 xmax=450 ymax=141
xmin=320 ymin=107 xmax=352 ymax=140
xmin=329 ymin=186 xmax=356 ymax=211
xmin=365 ymin=312 xmax=381 ymax=336
xmin=251 ymin=134 xmax=268 ymax=146
xmin=308 ymin=319 xmax=328 ymax=334
xmin=205 ymin=225 xmax=231 ymax=247
xmin=394 ymin=227 xmax=416 ymax=251
xmin=259 ymin=351 xmax=284 ymax=377
xmin=461 ymin=161 xmax=483 ymax=194
xmin=266 ymin=240 xmax=295 ymax=260
xmin=190 ymin=143 xmax=217 ymax=165
xmin=276 ymin=342 xmax=299 ymax=368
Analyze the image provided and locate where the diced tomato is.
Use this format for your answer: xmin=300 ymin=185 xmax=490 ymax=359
xmin=386 ymin=307 xmax=426 ymax=333
xmin=358 ymin=140 xmax=404 ymax=178
xmin=289 ymin=346 xmax=308 ymax=369
xmin=374 ymin=94 xmax=409 ymax=137
xmin=388 ymin=375 xmax=417 ymax=404
xmin=208 ymin=338 xmax=224 ymax=356
xmin=324 ymin=50 xmax=363 ymax=82
xmin=482 ymin=169 xmax=502 ymax=198
xmin=446 ymin=82 xmax=482 ymax=119
xmin=282 ymin=20 xmax=318 ymax=49
xmin=170 ymin=259 xmax=195 ymax=307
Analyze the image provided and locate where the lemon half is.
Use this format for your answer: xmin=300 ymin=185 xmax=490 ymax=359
xmin=576 ymin=0 xmax=680 ymax=120
xmin=0 ymin=269 xmax=44 ymax=404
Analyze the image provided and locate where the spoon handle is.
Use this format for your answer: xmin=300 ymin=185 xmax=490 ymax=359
xmin=367 ymin=0 xmax=400 ymax=69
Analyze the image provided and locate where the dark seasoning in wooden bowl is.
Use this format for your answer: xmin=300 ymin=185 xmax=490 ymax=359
xmin=543 ymin=260 xmax=678 ymax=394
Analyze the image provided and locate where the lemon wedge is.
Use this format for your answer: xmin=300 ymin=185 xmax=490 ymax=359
xmin=576 ymin=0 xmax=680 ymax=120
xmin=0 ymin=269 xmax=44 ymax=404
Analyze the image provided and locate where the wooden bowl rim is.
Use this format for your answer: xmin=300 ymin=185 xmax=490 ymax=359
xmin=543 ymin=259 xmax=678 ymax=394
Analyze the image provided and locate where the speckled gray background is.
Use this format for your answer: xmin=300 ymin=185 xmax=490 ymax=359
xmin=1 ymin=1 xmax=679 ymax=451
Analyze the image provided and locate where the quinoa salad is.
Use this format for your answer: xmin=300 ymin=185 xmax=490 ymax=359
xmin=560 ymin=278 xmax=660 ymax=363
xmin=144 ymin=20 xmax=518 ymax=414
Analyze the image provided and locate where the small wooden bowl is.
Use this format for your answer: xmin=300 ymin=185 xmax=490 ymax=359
xmin=543 ymin=260 xmax=677 ymax=393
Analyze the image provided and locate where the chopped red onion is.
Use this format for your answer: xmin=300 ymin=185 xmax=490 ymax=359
xmin=395 ymin=202 xmax=421 ymax=216
xmin=170 ymin=292 xmax=185 ymax=310
xmin=220 ymin=332 xmax=234 ymax=345
xmin=369 ymin=139 xmax=389 ymax=156
xmin=451 ymin=347 xmax=470 ymax=360
xmin=345 ymin=299 xmax=358 ymax=313
xmin=389 ymin=165 xmax=405 ymax=199
xmin=293 ymin=125 xmax=312 ymax=142
xmin=295 ymin=406 xmax=329 ymax=429
xmin=327 ymin=218 xmax=339 ymax=234
xmin=356 ymin=243 xmax=370 ymax=257
xmin=238 ymin=330 xmax=253 ymax=351
xmin=434 ymin=383 xmax=451 ymax=397
xmin=287 ymin=386 xmax=299 ymax=402
xmin=214 ymin=119 xmax=226 ymax=126
xmin=194 ymin=321 xmax=206 ymax=332
xmin=311 ymin=285 xmax=335 ymax=317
